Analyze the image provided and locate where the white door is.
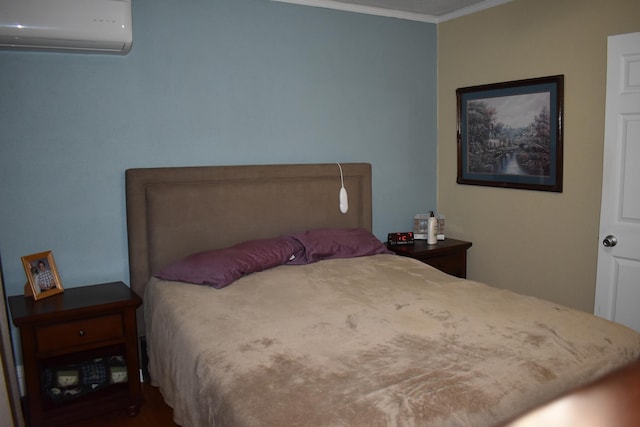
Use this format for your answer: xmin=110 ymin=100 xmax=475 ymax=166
xmin=594 ymin=32 xmax=640 ymax=332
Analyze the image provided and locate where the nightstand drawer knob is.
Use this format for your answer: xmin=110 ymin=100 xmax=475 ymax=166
xmin=78 ymin=330 xmax=85 ymax=337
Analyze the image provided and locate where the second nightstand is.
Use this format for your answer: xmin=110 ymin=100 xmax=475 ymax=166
xmin=386 ymin=238 xmax=472 ymax=278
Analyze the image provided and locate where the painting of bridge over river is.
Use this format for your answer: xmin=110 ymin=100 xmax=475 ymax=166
xmin=457 ymin=75 xmax=563 ymax=192
xmin=467 ymin=93 xmax=551 ymax=176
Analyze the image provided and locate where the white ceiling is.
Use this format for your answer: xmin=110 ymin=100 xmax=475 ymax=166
xmin=272 ymin=0 xmax=512 ymax=22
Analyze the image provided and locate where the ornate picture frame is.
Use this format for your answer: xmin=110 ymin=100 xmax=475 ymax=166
xmin=456 ymin=75 xmax=564 ymax=192
xmin=21 ymin=251 xmax=64 ymax=300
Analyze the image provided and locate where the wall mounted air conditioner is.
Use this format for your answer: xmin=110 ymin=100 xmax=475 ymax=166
xmin=0 ymin=0 xmax=132 ymax=54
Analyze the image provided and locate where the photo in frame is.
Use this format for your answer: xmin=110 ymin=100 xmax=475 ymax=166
xmin=21 ymin=251 xmax=64 ymax=300
xmin=456 ymin=75 xmax=564 ymax=192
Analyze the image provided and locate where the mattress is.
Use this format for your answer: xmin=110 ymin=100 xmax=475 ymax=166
xmin=145 ymin=254 xmax=640 ymax=427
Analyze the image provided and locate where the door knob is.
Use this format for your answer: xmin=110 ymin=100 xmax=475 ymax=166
xmin=602 ymin=235 xmax=618 ymax=247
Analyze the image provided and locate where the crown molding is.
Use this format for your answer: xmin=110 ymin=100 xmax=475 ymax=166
xmin=437 ymin=0 xmax=512 ymax=22
xmin=271 ymin=0 xmax=512 ymax=23
xmin=271 ymin=0 xmax=438 ymax=23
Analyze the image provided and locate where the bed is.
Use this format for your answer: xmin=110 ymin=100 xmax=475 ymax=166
xmin=125 ymin=163 xmax=640 ymax=427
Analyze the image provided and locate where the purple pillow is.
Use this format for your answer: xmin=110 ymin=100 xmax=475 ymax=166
xmin=287 ymin=228 xmax=392 ymax=264
xmin=153 ymin=236 xmax=304 ymax=288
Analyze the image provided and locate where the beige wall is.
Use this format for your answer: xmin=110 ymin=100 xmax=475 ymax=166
xmin=437 ymin=0 xmax=640 ymax=312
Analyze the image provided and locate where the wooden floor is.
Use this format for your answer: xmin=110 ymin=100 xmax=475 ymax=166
xmin=66 ymin=383 xmax=176 ymax=427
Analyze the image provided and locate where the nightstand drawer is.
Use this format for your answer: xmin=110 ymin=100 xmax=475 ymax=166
xmin=36 ymin=313 xmax=124 ymax=353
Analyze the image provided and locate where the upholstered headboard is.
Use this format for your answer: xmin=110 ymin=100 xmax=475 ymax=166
xmin=125 ymin=163 xmax=372 ymax=310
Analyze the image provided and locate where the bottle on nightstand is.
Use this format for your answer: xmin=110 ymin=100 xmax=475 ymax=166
xmin=427 ymin=211 xmax=437 ymax=244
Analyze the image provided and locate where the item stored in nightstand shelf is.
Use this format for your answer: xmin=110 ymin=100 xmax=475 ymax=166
xmin=42 ymin=355 xmax=128 ymax=403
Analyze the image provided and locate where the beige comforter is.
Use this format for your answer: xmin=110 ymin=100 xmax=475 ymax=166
xmin=145 ymin=254 xmax=640 ymax=427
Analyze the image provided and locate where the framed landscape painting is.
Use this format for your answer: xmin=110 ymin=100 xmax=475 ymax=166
xmin=456 ymin=75 xmax=564 ymax=192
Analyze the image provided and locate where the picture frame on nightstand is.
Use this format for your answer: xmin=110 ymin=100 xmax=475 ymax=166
xmin=21 ymin=250 xmax=64 ymax=300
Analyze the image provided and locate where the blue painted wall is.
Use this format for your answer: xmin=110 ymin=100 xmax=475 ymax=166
xmin=0 ymin=0 xmax=437 ymax=298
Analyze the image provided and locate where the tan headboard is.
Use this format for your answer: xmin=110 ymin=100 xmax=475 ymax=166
xmin=126 ymin=163 xmax=372 ymax=306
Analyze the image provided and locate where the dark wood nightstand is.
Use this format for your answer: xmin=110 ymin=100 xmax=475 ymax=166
xmin=8 ymin=281 xmax=142 ymax=427
xmin=386 ymin=238 xmax=472 ymax=278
